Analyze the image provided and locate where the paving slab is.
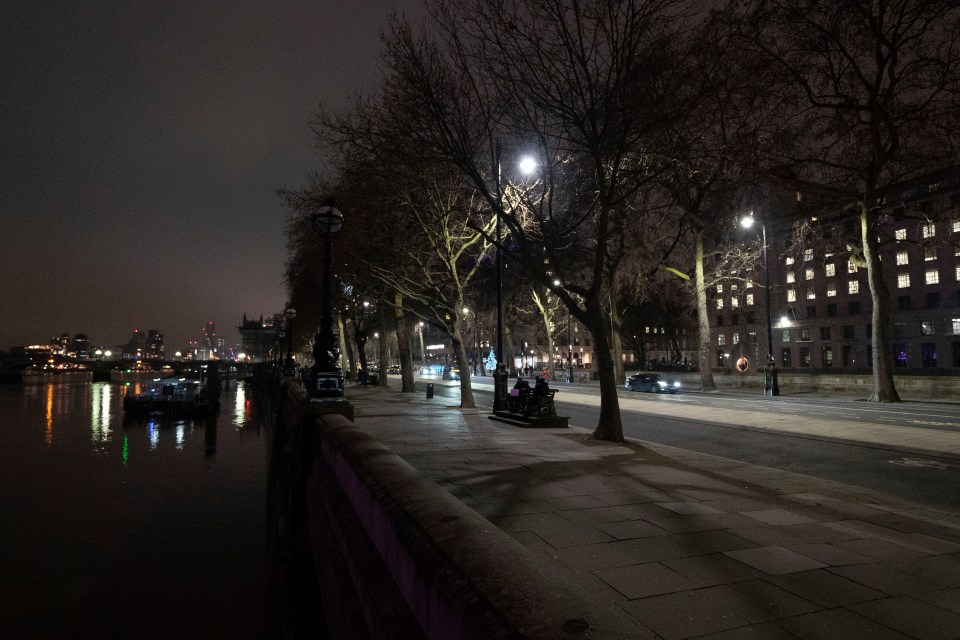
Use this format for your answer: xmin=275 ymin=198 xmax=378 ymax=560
xmin=343 ymin=384 xmax=960 ymax=639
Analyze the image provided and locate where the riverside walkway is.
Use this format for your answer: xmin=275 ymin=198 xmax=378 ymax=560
xmin=331 ymin=379 xmax=960 ymax=639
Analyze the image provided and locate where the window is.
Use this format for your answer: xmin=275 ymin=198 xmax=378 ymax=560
xmin=926 ymin=269 xmax=940 ymax=285
xmin=746 ymin=293 xmax=754 ymax=306
xmin=956 ymin=265 xmax=960 ymax=281
xmin=849 ymin=301 xmax=861 ymax=315
xmin=806 ymin=289 xmax=816 ymax=300
xmin=785 ymin=257 xmax=795 ymax=266
xmin=716 ymin=350 xmax=726 ymax=367
xmin=827 ymin=303 xmax=837 ymax=317
xmin=716 ymin=315 xmax=724 ymax=327
xmin=716 ymin=284 xmax=723 ymax=293
xmin=952 ymin=318 xmax=960 ymax=335
xmin=805 ymin=268 xmax=815 ymax=280
xmin=730 ymin=297 xmax=739 ymax=308
xmin=731 ymin=313 xmax=739 ymax=325
xmin=820 ymin=327 xmax=831 ymax=340
xmin=898 ymin=273 xmax=911 ymax=288
xmin=893 ymin=343 xmax=908 ymax=367
xmin=732 ymin=332 xmax=740 ymax=345
xmin=895 ymin=228 xmax=907 ymax=240
xmin=924 ymin=245 xmax=937 ymax=261
xmin=718 ymin=334 xmax=726 ymax=346
xmin=896 ymin=251 xmax=909 ymax=265
xmin=781 ymin=329 xmax=791 ymax=342
xmin=804 ymin=249 xmax=814 ymax=262
xmin=921 ymin=343 xmax=937 ymax=367
xmin=799 ymin=347 xmax=812 ymax=367
xmin=921 ymin=223 xmax=936 ymax=239
xmin=954 ymin=220 xmax=960 ymax=233
xmin=746 ymin=280 xmax=754 ymax=288
xmin=800 ymin=328 xmax=811 ymax=341
xmin=781 ymin=347 xmax=792 ymax=367
xmin=921 ymin=321 xmax=935 ymax=336
xmin=847 ymin=261 xmax=859 ymax=273
xmin=842 ymin=344 xmax=853 ymax=367
xmin=822 ymin=346 xmax=833 ymax=368
xmin=716 ymin=298 xmax=724 ymax=309
xmin=927 ymin=292 xmax=941 ymax=308
xmin=898 ymin=295 xmax=912 ymax=311
xmin=827 ymin=286 xmax=837 ymax=297
xmin=843 ymin=325 xmax=855 ymax=340
xmin=787 ymin=289 xmax=797 ymax=302
xmin=731 ymin=283 xmax=738 ymax=291
xmin=954 ymin=342 xmax=960 ymax=368
xmin=786 ymin=271 xmax=796 ymax=284
xmin=848 ymin=280 xmax=860 ymax=294
xmin=806 ymin=305 xmax=817 ymax=318
xmin=825 ymin=263 xmax=836 ymax=277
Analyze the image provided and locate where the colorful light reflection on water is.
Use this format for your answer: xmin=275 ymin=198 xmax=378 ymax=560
xmin=0 ymin=380 xmax=274 ymax=638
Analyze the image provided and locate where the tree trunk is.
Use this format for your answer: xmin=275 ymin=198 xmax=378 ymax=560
xmin=695 ymin=228 xmax=717 ymax=390
xmin=337 ymin=314 xmax=353 ymax=376
xmin=378 ymin=304 xmax=390 ymax=387
xmin=393 ymin=292 xmax=416 ymax=392
xmin=587 ymin=297 xmax=624 ymax=442
xmin=861 ymin=196 xmax=901 ymax=402
xmin=609 ymin=302 xmax=625 ymax=385
xmin=451 ymin=327 xmax=476 ymax=409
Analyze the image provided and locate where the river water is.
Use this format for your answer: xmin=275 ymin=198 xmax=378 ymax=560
xmin=0 ymin=380 xmax=277 ymax=639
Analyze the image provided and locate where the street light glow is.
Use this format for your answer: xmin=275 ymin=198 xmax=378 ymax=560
xmin=740 ymin=211 xmax=755 ymax=229
xmin=518 ymin=155 xmax=537 ymax=175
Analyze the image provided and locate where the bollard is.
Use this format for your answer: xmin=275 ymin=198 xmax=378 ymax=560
xmin=426 ymin=382 xmax=434 ymax=398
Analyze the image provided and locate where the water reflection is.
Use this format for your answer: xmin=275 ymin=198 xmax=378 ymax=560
xmin=44 ymin=384 xmax=53 ymax=445
xmin=205 ymin=414 xmax=218 ymax=460
xmin=90 ymin=383 xmax=112 ymax=448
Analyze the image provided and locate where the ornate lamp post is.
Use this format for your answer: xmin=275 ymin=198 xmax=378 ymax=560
xmin=308 ymin=198 xmax=347 ymax=403
xmin=741 ymin=212 xmax=779 ymax=396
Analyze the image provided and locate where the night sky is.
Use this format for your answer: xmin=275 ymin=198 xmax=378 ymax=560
xmin=1 ymin=1 xmax=416 ymax=352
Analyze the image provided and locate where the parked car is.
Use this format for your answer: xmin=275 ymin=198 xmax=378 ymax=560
xmin=625 ymin=373 xmax=681 ymax=394
xmin=386 ymin=365 xmax=401 ymax=375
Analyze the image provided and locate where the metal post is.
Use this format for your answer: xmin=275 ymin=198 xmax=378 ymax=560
xmin=567 ymin=309 xmax=573 ymax=383
xmin=493 ymin=140 xmax=507 ymax=410
xmin=762 ymin=224 xmax=779 ymax=396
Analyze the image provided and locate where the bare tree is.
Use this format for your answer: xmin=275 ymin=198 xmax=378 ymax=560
xmin=730 ymin=0 xmax=960 ymax=401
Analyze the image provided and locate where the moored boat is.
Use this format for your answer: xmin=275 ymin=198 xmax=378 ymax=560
xmin=122 ymin=377 xmax=219 ymax=415
xmin=111 ymin=362 xmax=174 ymax=384
xmin=21 ymin=363 xmax=93 ymax=385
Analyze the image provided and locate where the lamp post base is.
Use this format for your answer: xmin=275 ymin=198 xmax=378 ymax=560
xmin=492 ymin=364 xmax=508 ymax=412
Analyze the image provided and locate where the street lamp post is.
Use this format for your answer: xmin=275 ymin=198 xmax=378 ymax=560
xmin=308 ymin=198 xmax=347 ymax=403
xmin=283 ymin=305 xmax=297 ymax=376
xmin=741 ymin=212 xmax=779 ymax=396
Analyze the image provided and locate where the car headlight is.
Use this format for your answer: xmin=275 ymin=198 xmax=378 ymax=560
xmin=673 ymin=381 xmax=681 ymax=388
xmin=657 ymin=381 xmax=667 ymax=387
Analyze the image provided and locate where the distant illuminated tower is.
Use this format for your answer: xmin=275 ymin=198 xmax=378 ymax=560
xmin=125 ymin=329 xmax=146 ymax=358
xmin=146 ymin=330 xmax=164 ymax=358
xmin=203 ymin=322 xmax=217 ymax=355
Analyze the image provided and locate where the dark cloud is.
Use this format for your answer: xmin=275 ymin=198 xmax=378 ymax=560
xmin=0 ymin=0 xmax=417 ymax=350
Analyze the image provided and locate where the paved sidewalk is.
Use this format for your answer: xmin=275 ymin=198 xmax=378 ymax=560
xmin=346 ymin=383 xmax=960 ymax=639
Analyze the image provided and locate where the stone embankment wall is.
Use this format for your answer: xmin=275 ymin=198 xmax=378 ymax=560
xmin=680 ymin=372 xmax=960 ymax=398
xmin=273 ymin=378 xmax=642 ymax=640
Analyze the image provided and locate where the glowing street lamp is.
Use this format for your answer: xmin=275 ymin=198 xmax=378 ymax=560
xmin=741 ymin=211 xmax=779 ymax=396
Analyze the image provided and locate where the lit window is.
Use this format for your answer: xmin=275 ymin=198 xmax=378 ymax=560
xmin=895 ymin=228 xmax=907 ymax=240
xmin=716 ymin=298 xmax=724 ymax=309
xmin=746 ymin=280 xmax=754 ymax=288
xmin=921 ymin=223 xmax=936 ymax=239
xmin=806 ymin=289 xmax=816 ymax=300
xmin=923 ymin=245 xmax=937 ymax=261
xmin=746 ymin=293 xmax=754 ymax=306
xmin=785 ymin=257 xmax=795 ymax=266
xmin=921 ymin=321 xmax=935 ymax=336
xmin=827 ymin=286 xmax=837 ymax=297
xmin=925 ymin=269 xmax=939 ymax=285
xmin=898 ymin=273 xmax=911 ymax=288
xmin=896 ymin=251 xmax=909 ymax=265
xmin=953 ymin=318 xmax=960 ymax=335
xmin=805 ymin=268 xmax=815 ymax=280
xmin=716 ymin=284 xmax=723 ymax=293
xmin=956 ymin=266 xmax=960 ymax=281
xmin=804 ymin=249 xmax=814 ymax=262
xmin=849 ymin=280 xmax=860 ymax=294
xmin=782 ymin=329 xmax=791 ymax=342
xmin=718 ymin=334 xmax=726 ymax=346
xmin=731 ymin=297 xmax=739 ymax=308
xmin=848 ymin=261 xmax=858 ymax=273
xmin=786 ymin=271 xmax=796 ymax=283
xmin=825 ymin=263 xmax=836 ymax=277
xmin=954 ymin=221 xmax=960 ymax=233
xmin=732 ymin=332 xmax=740 ymax=345
xmin=787 ymin=289 xmax=797 ymax=302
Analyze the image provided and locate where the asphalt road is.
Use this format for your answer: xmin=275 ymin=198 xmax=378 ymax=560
xmin=432 ymin=384 xmax=960 ymax=514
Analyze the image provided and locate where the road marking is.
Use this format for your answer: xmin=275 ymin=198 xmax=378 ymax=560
xmin=889 ymin=457 xmax=955 ymax=470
